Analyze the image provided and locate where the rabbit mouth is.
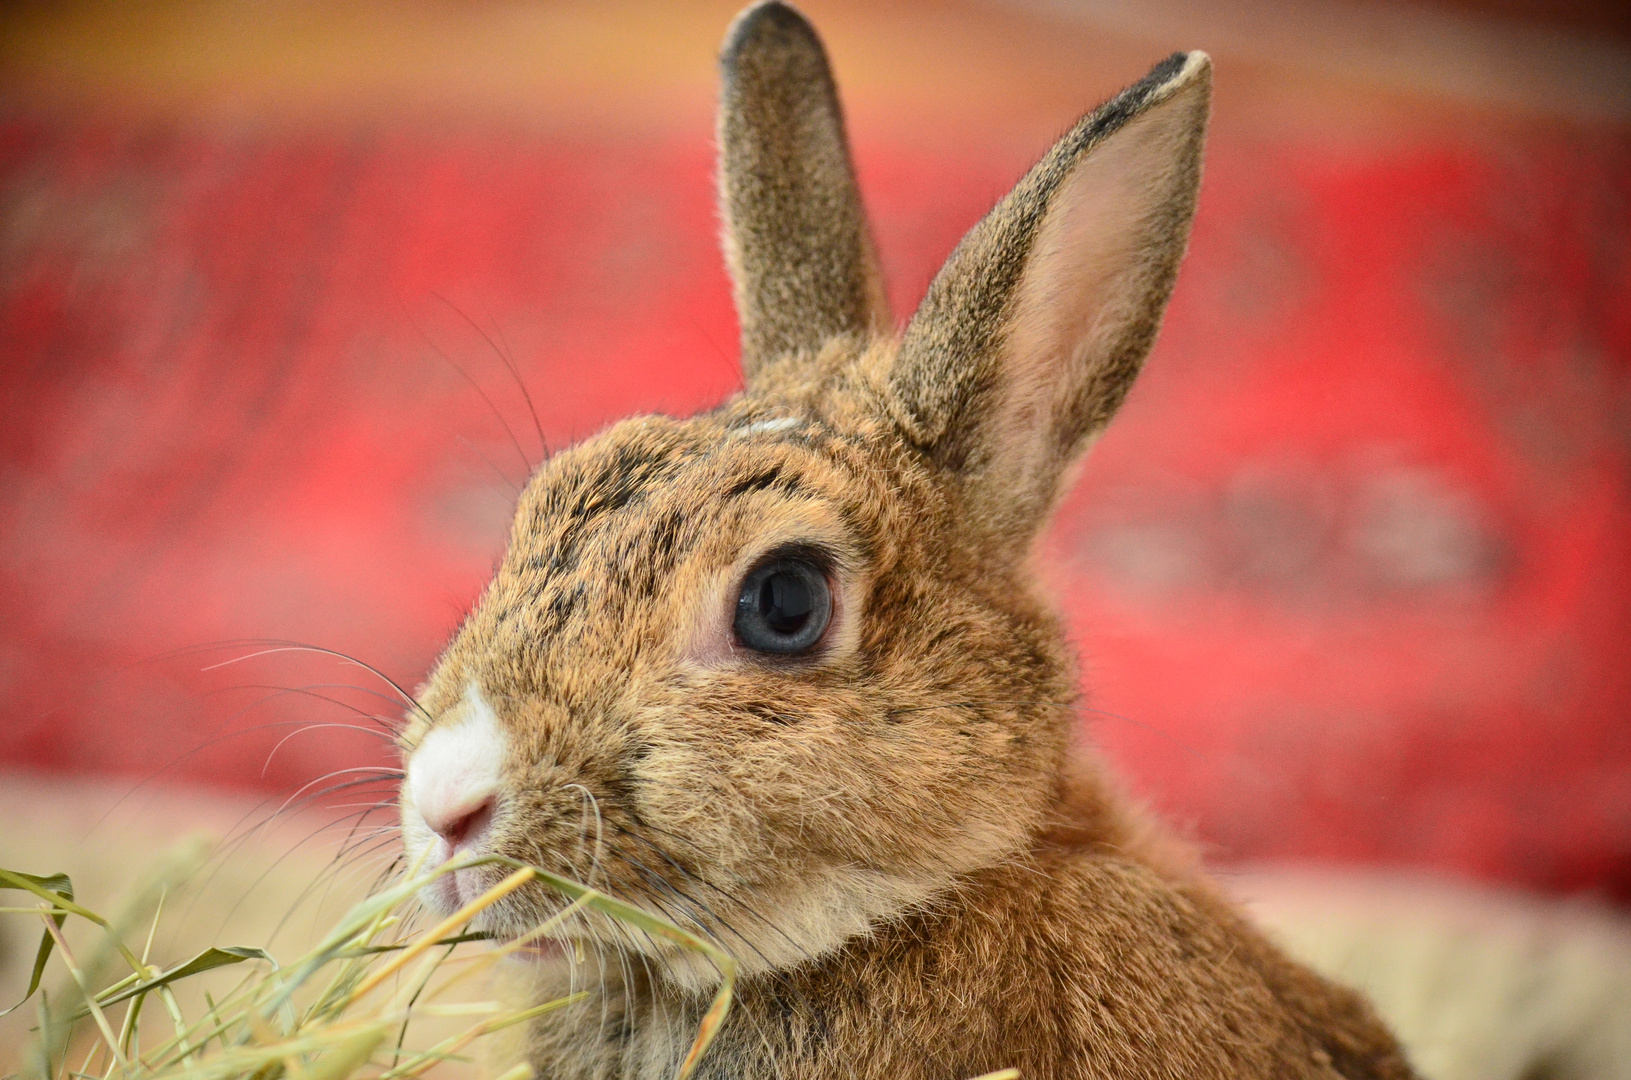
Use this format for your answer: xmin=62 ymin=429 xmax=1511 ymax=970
xmin=507 ymin=938 xmax=570 ymax=965
xmin=437 ymin=861 xmax=501 ymax=912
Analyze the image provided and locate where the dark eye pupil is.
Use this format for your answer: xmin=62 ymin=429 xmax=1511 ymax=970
xmin=761 ymin=572 xmax=812 ymax=634
xmin=734 ymin=557 xmax=832 ymax=655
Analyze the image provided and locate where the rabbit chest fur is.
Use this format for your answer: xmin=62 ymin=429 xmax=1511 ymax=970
xmin=395 ymin=3 xmax=1420 ymax=1078
xmin=505 ymin=846 xmax=1409 ymax=1080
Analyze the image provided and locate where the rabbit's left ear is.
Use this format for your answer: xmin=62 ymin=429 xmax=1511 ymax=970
xmin=718 ymin=1 xmax=890 ymax=382
xmin=887 ymin=52 xmax=1211 ymax=548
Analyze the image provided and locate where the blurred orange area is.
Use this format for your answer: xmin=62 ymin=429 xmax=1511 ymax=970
xmin=1 ymin=0 xmax=1628 ymax=899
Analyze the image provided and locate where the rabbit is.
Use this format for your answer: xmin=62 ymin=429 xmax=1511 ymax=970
xmin=396 ymin=2 xmax=1420 ymax=1078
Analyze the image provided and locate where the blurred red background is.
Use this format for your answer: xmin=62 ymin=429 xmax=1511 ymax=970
xmin=1 ymin=0 xmax=1628 ymax=900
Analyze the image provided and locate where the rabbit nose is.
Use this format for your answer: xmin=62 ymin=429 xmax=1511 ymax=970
xmin=408 ymin=685 xmax=508 ymax=854
xmin=422 ymin=793 xmax=494 ymax=849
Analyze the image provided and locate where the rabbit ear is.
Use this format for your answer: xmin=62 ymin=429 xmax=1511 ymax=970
xmin=887 ymin=52 xmax=1211 ymax=547
xmin=718 ymin=1 xmax=890 ymax=382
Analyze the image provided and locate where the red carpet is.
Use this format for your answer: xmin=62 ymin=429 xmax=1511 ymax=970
xmin=2 ymin=112 xmax=1628 ymax=897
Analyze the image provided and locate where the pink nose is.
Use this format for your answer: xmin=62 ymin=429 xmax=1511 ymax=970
xmin=422 ymin=794 xmax=493 ymax=851
xmin=406 ymin=686 xmax=508 ymax=857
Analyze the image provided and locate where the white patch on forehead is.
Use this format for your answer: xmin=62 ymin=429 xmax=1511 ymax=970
xmin=743 ymin=417 xmax=800 ymax=434
xmin=407 ymin=684 xmax=508 ymax=839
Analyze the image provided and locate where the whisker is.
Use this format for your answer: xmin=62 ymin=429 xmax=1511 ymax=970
xmin=196 ymin=787 xmax=402 ymax=942
xmin=564 ymin=783 xmax=607 ymax=888
xmin=84 ymin=711 xmax=397 ymax=842
xmin=490 ymin=316 xmax=549 ymax=459
xmin=437 ymin=295 xmax=550 ymax=463
xmin=271 ymin=767 xmax=409 ymax=821
xmin=261 ymin=723 xmax=402 ymax=777
xmin=610 ymin=824 xmax=808 ymax=963
xmin=455 ymin=434 xmax=523 ymax=496
xmin=600 ymin=839 xmax=766 ymax=968
xmin=175 ymin=638 xmax=433 ymax=725
xmin=207 ymin=681 xmax=410 ymax=734
xmin=417 ymin=311 xmax=533 ymax=476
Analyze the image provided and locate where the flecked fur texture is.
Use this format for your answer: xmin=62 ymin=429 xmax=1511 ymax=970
xmin=397 ymin=2 xmax=1419 ymax=1077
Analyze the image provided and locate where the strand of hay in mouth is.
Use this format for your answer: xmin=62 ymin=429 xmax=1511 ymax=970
xmin=2 ymin=845 xmax=737 ymax=1080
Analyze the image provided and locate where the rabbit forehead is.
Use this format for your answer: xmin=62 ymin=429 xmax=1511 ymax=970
xmin=429 ymin=411 xmax=890 ymax=703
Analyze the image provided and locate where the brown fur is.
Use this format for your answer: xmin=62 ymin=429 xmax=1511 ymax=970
xmin=396 ymin=2 xmax=1419 ymax=1077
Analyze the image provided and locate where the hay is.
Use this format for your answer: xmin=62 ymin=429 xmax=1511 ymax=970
xmin=2 ymin=845 xmax=734 ymax=1080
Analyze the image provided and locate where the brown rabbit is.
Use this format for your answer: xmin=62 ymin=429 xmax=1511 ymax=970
xmin=397 ymin=3 xmax=1419 ymax=1077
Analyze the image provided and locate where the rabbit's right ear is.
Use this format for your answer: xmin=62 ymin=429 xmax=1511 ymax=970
xmin=718 ymin=1 xmax=890 ymax=383
xmin=886 ymin=52 xmax=1211 ymax=551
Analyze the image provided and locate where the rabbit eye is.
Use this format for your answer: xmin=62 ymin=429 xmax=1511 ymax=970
xmin=734 ymin=557 xmax=831 ymax=655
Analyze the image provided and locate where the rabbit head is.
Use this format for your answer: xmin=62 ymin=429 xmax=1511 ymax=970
xmin=400 ymin=0 xmax=1210 ymax=989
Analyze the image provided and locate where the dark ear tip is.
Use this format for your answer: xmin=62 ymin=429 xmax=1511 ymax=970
xmin=721 ymin=0 xmax=822 ymax=68
xmin=1148 ymin=50 xmax=1212 ymax=97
